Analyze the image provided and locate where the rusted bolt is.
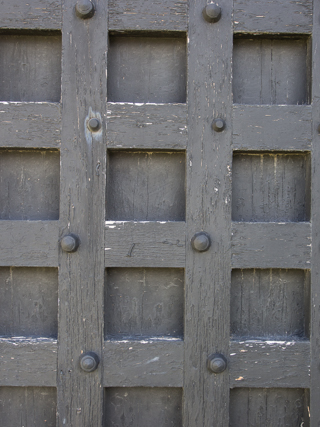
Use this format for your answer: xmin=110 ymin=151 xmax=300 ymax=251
xmin=61 ymin=234 xmax=80 ymax=253
xmin=191 ymin=232 xmax=211 ymax=252
xmin=207 ymin=354 xmax=227 ymax=374
xmin=212 ymin=118 xmax=225 ymax=132
xmin=88 ymin=118 xmax=101 ymax=132
xmin=202 ymin=4 xmax=222 ymax=23
xmin=79 ymin=352 xmax=100 ymax=372
xmin=75 ymin=0 xmax=95 ymax=19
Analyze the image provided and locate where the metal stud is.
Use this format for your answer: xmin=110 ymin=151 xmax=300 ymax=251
xmin=212 ymin=118 xmax=225 ymax=132
xmin=88 ymin=117 xmax=101 ymax=132
xmin=207 ymin=354 xmax=227 ymax=374
xmin=191 ymin=232 xmax=211 ymax=252
xmin=202 ymin=4 xmax=222 ymax=23
xmin=79 ymin=352 xmax=100 ymax=372
xmin=75 ymin=0 xmax=95 ymax=19
xmin=60 ymin=233 xmax=80 ymax=253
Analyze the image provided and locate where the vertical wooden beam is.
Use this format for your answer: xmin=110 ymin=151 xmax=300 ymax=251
xmin=184 ymin=0 xmax=233 ymax=425
xmin=58 ymin=0 xmax=107 ymax=425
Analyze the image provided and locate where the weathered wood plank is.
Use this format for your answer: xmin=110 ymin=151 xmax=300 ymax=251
xmin=0 ymin=103 xmax=61 ymax=148
xmin=230 ymin=340 xmax=310 ymax=388
xmin=108 ymin=0 xmax=187 ymax=31
xmin=232 ymin=105 xmax=312 ymax=151
xmin=233 ymin=0 xmax=312 ymax=34
xmin=0 ymin=0 xmax=62 ymax=30
xmin=107 ymin=103 xmax=187 ymax=149
xmin=103 ymin=340 xmax=183 ymax=387
xmin=0 ymin=221 xmax=58 ymax=266
xmin=105 ymin=221 xmax=185 ymax=267
xmin=0 ymin=338 xmax=57 ymax=386
xmin=232 ymin=222 xmax=311 ymax=269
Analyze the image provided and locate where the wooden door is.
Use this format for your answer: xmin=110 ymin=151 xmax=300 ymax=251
xmin=0 ymin=0 xmax=318 ymax=426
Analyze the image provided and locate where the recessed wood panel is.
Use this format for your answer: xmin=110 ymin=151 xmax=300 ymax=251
xmin=231 ymin=269 xmax=310 ymax=340
xmin=230 ymin=388 xmax=310 ymax=427
xmin=232 ymin=153 xmax=311 ymax=222
xmin=0 ymin=33 xmax=61 ymax=102
xmin=233 ymin=37 xmax=311 ymax=105
xmin=104 ymin=387 xmax=182 ymax=426
xmin=0 ymin=267 xmax=58 ymax=338
xmin=106 ymin=151 xmax=185 ymax=221
xmin=107 ymin=35 xmax=186 ymax=103
xmin=0 ymin=149 xmax=60 ymax=220
xmin=105 ymin=268 xmax=184 ymax=339
xmin=0 ymin=387 xmax=57 ymax=427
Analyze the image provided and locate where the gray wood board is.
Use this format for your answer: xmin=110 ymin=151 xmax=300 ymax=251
xmin=230 ymin=340 xmax=310 ymax=388
xmin=0 ymin=338 xmax=57 ymax=386
xmin=0 ymin=221 xmax=59 ymax=266
xmin=108 ymin=0 xmax=187 ymax=31
xmin=0 ymin=102 xmax=61 ymax=148
xmin=0 ymin=0 xmax=62 ymax=29
xmin=107 ymin=103 xmax=187 ymax=149
xmin=233 ymin=0 xmax=312 ymax=33
xmin=105 ymin=221 xmax=185 ymax=267
xmin=232 ymin=105 xmax=312 ymax=151
xmin=231 ymin=222 xmax=311 ymax=269
xmin=103 ymin=340 xmax=183 ymax=387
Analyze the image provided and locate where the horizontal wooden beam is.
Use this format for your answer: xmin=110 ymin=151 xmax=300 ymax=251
xmin=233 ymin=0 xmax=312 ymax=34
xmin=0 ymin=338 xmax=57 ymax=386
xmin=231 ymin=222 xmax=311 ymax=269
xmin=0 ymin=0 xmax=61 ymax=30
xmin=0 ymin=103 xmax=61 ymax=149
xmin=108 ymin=0 xmax=187 ymax=32
xmin=0 ymin=221 xmax=59 ymax=267
xmin=232 ymin=105 xmax=312 ymax=151
xmin=230 ymin=340 xmax=310 ymax=388
xmin=103 ymin=339 xmax=183 ymax=387
xmin=107 ymin=103 xmax=187 ymax=150
xmin=105 ymin=221 xmax=186 ymax=267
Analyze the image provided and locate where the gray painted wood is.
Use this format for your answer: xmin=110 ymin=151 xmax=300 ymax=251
xmin=229 ymin=340 xmax=310 ymax=389
xmin=231 ymin=222 xmax=311 ymax=269
xmin=109 ymin=0 xmax=187 ymax=31
xmin=107 ymin=103 xmax=187 ymax=150
xmin=184 ymin=0 xmax=233 ymax=425
xmin=232 ymin=152 xmax=311 ymax=222
xmin=104 ymin=387 xmax=182 ymax=427
xmin=106 ymin=151 xmax=185 ymax=221
xmin=107 ymin=35 xmax=186 ymax=103
xmin=0 ymin=221 xmax=59 ymax=267
xmin=232 ymin=105 xmax=312 ymax=151
xmin=233 ymin=37 xmax=311 ymax=105
xmin=0 ymin=0 xmax=62 ymax=30
xmin=0 ymin=338 xmax=57 ymax=386
xmin=105 ymin=221 xmax=185 ymax=267
xmin=0 ymin=386 xmax=57 ymax=427
xmin=233 ymin=0 xmax=312 ymax=34
xmin=0 ymin=33 xmax=61 ymax=102
xmin=230 ymin=387 xmax=310 ymax=427
xmin=103 ymin=340 xmax=183 ymax=387
xmin=57 ymin=0 xmax=108 ymax=425
xmin=0 ymin=102 xmax=61 ymax=148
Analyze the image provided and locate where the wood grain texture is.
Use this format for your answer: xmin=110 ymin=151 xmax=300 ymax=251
xmin=231 ymin=222 xmax=311 ymax=269
xmin=184 ymin=0 xmax=233 ymax=425
xmin=0 ymin=221 xmax=59 ymax=267
xmin=107 ymin=103 xmax=187 ymax=150
xmin=108 ymin=0 xmax=187 ymax=31
xmin=0 ymin=338 xmax=57 ymax=386
xmin=0 ymin=102 xmax=61 ymax=148
xmin=229 ymin=340 xmax=310 ymax=388
xmin=103 ymin=340 xmax=183 ymax=387
xmin=105 ymin=221 xmax=185 ymax=267
xmin=233 ymin=0 xmax=312 ymax=34
xmin=232 ymin=105 xmax=312 ymax=151
xmin=0 ymin=0 xmax=62 ymax=30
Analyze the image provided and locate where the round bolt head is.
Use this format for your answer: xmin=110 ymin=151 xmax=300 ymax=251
xmin=75 ymin=0 xmax=95 ymax=19
xmin=88 ymin=117 xmax=101 ymax=132
xmin=202 ymin=4 xmax=222 ymax=23
xmin=191 ymin=232 xmax=211 ymax=252
xmin=60 ymin=233 xmax=80 ymax=253
xmin=212 ymin=118 xmax=226 ymax=132
xmin=79 ymin=352 xmax=100 ymax=372
xmin=207 ymin=354 xmax=227 ymax=374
